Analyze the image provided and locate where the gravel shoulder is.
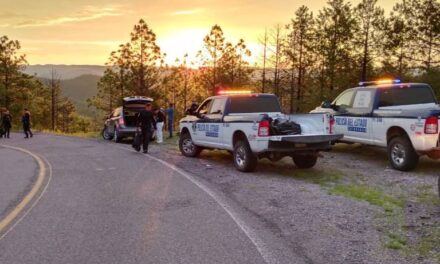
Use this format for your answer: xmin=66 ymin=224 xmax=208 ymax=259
xmin=143 ymin=138 xmax=440 ymax=264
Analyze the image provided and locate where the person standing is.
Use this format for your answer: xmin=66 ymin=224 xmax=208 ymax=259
xmin=22 ymin=108 xmax=33 ymax=139
xmin=154 ymin=108 xmax=165 ymax=143
xmin=136 ymin=103 xmax=156 ymax=153
xmin=2 ymin=110 xmax=12 ymax=138
xmin=164 ymin=103 xmax=174 ymax=138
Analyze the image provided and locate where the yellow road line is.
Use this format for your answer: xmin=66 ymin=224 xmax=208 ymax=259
xmin=0 ymin=144 xmax=47 ymax=233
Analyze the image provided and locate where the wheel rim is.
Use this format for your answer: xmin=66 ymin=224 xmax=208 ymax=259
xmin=235 ymin=147 xmax=246 ymax=168
xmin=391 ymin=143 xmax=406 ymax=166
xmin=182 ymin=138 xmax=194 ymax=154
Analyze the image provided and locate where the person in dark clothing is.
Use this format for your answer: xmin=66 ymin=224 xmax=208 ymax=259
xmin=136 ymin=103 xmax=156 ymax=153
xmin=2 ymin=110 xmax=12 ymax=138
xmin=22 ymin=109 xmax=33 ymax=139
xmin=185 ymin=101 xmax=199 ymax=116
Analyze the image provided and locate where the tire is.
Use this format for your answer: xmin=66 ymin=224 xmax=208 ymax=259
xmin=113 ymin=127 xmax=122 ymax=143
xmin=179 ymin=132 xmax=202 ymax=157
xmin=233 ymin=140 xmax=258 ymax=172
xmin=292 ymin=154 xmax=318 ymax=169
xmin=102 ymin=126 xmax=113 ymax=140
xmin=387 ymin=136 xmax=419 ymax=171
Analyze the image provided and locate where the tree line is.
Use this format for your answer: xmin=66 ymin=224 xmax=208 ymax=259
xmin=92 ymin=0 xmax=440 ymax=122
xmin=0 ymin=36 xmax=91 ymax=133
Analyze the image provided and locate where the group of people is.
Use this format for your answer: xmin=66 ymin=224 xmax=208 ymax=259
xmin=136 ymin=103 xmax=174 ymax=153
xmin=0 ymin=108 xmax=34 ymax=139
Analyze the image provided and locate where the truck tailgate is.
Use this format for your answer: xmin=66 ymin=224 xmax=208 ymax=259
xmin=270 ymin=134 xmax=343 ymax=144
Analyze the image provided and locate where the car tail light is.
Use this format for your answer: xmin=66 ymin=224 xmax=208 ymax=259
xmin=424 ymin=116 xmax=438 ymax=134
xmin=118 ymin=118 xmax=125 ymax=127
xmin=258 ymin=120 xmax=270 ymax=137
xmin=329 ymin=115 xmax=335 ymax=134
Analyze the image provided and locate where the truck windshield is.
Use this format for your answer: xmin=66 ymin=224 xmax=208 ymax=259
xmin=229 ymin=96 xmax=281 ymax=113
xmin=378 ymin=85 xmax=437 ymax=107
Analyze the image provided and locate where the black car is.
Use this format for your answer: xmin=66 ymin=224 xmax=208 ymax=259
xmin=102 ymin=96 xmax=153 ymax=142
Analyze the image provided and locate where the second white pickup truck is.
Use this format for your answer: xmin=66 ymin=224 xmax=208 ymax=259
xmin=179 ymin=92 xmax=343 ymax=172
xmin=313 ymin=80 xmax=440 ymax=171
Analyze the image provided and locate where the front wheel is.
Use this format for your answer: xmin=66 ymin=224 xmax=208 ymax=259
xmin=179 ymin=133 xmax=202 ymax=157
xmin=388 ymin=136 xmax=419 ymax=171
xmin=102 ymin=126 xmax=113 ymax=140
xmin=233 ymin=140 xmax=258 ymax=172
xmin=292 ymin=154 xmax=318 ymax=169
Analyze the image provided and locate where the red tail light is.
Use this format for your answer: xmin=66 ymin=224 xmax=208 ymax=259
xmin=118 ymin=118 xmax=125 ymax=127
xmin=258 ymin=120 xmax=270 ymax=137
xmin=425 ymin=116 xmax=438 ymax=134
xmin=329 ymin=115 xmax=335 ymax=134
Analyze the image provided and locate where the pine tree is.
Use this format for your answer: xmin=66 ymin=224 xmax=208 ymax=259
xmin=354 ymin=0 xmax=385 ymax=81
xmin=0 ymin=36 xmax=27 ymax=108
xmin=285 ymin=6 xmax=315 ymax=112
xmin=315 ymin=0 xmax=357 ymax=94
xmin=129 ymin=19 xmax=163 ymax=96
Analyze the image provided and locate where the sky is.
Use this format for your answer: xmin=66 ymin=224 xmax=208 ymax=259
xmin=0 ymin=0 xmax=399 ymax=66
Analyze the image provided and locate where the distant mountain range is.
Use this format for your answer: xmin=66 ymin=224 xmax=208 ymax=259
xmin=27 ymin=65 xmax=103 ymax=117
xmin=24 ymin=64 xmax=105 ymax=79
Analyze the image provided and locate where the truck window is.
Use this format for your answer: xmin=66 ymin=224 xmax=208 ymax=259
xmin=378 ymin=85 xmax=437 ymax=107
xmin=353 ymin=90 xmax=373 ymax=108
xmin=209 ymin=98 xmax=226 ymax=114
xmin=333 ymin=90 xmax=355 ymax=108
xmin=197 ymin=99 xmax=213 ymax=115
xmin=229 ymin=96 xmax=281 ymax=113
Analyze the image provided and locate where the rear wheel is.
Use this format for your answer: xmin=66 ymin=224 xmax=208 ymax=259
xmin=388 ymin=136 xmax=419 ymax=171
xmin=233 ymin=140 xmax=258 ymax=172
xmin=179 ymin=132 xmax=201 ymax=157
xmin=102 ymin=126 xmax=113 ymax=140
xmin=292 ymin=154 xmax=318 ymax=169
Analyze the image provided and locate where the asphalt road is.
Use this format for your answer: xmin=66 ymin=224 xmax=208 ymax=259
xmin=0 ymin=134 xmax=299 ymax=264
xmin=0 ymin=146 xmax=37 ymax=219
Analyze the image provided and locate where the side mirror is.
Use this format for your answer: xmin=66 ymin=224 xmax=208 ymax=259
xmin=321 ymin=101 xmax=333 ymax=109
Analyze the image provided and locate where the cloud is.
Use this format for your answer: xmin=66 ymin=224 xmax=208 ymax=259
xmin=169 ymin=8 xmax=205 ymax=16
xmin=1 ymin=5 xmax=126 ymax=28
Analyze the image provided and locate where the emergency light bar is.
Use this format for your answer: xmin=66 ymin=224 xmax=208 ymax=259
xmin=358 ymin=79 xmax=401 ymax=86
xmin=217 ymin=90 xmax=252 ymax=95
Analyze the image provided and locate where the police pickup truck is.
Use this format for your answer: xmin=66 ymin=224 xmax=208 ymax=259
xmin=313 ymin=80 xmax=440 ymax=171
xmin=178 ymin=92 xmax=343 ymax=172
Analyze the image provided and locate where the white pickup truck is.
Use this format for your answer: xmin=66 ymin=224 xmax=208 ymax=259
xmin=178 ymin=93 xmax=343 ymax=172
xmin=312 ymin=80 xmax=440 ymax=171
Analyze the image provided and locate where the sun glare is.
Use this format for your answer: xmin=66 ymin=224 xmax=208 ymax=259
xmin=158 ymin=28 xmax=207 ymax=66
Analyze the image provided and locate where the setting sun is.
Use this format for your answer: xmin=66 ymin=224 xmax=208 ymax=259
xmin=0 ymin=0 xmax=399 ymax=65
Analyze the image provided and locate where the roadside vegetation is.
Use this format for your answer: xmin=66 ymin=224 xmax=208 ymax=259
xmin=1 ymin=0 xmax=439 ymax=135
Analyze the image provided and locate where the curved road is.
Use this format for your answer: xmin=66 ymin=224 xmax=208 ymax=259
xmin=0 ymin=134 xmax=287 ymax=264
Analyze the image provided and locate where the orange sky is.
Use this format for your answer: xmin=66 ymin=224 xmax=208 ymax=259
xmin=1 ymin=0 xmax=399 ymax=65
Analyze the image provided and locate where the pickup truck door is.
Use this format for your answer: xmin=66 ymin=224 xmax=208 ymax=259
xmin=194 ymin=98 xmax=226 ymax=147
xmin=333 ymin=89 xmax=375 ymax=144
